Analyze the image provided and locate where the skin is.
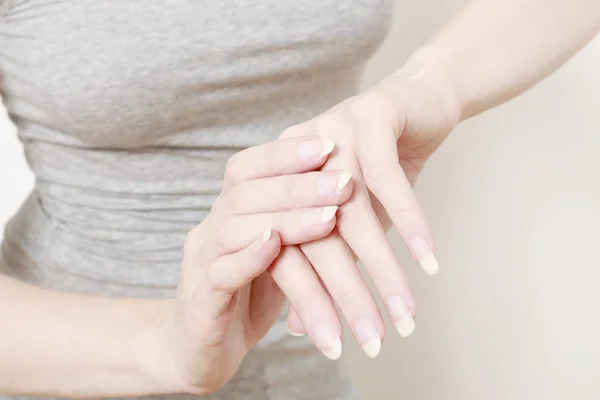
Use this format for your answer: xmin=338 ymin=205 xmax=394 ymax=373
xmin=0 ymin=136 xmax=353 ymax=396
xmin=279 ymin=0 xmax=600 ymax=358
xmin=1 ymin=0 xmax=600 ymax=396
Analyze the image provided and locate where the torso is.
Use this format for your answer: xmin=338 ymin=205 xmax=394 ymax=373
xmin=0 ymin=0 xmax=393 ymax=291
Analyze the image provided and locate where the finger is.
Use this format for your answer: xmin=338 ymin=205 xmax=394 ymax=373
xmin=286 ymin=270 xmax=334 ymax=337
xmin=269 ymin=246 xmax=343 ymax=360
xmin=248 ymin=273 xmax=286 ymax=340
xmin=340 ymin=181 xmax=417 ymax=338
xmin=222 ymin=136 xmax=335 ymax=191
xmin=222 ymin=170 xmax=353 ymax=215
xmin=353 ymin=100 xmax=438 ymax=276
xmin=318 ymin=142 xmax=417 ymax=339
xmin=212 ymin=205 xmax=339 ymax=256
xmin=300 ymin=233 xmax=385 ymax=358
xmin=206 ymin=228 xmax=281 ymax=316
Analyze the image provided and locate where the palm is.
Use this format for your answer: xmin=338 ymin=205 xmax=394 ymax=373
xmin=172 ymin=273 xmax=283 ymax=391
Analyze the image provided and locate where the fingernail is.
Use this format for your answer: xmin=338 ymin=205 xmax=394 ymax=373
xmin=395 ymin=315 xmax=416 ymax=338
xmin=386 ymin=296 xmax=415 ymax=338
xmin=354 ymin=319 xmax=381 ymax=358
xmin=301 ymin=206 xmax=338 ymax=225
xmin=297 ymin=137 xmax=335 ymax=160
xmin=336 ymin=172 xmax=352 ymax=191
xmin=317 ymin=172 xmax=352 ymax=196
xmin=411 ymin=237 xmax=439 ymax=276
xmin=314 ymin=323 xmax=342 ymax=360
xmin=286 ymin=320 xmax=305 ymax=337
xmin=321 ymin=206 xmax=338 ymax=223
xmin=251 ymin=227 xmax=272 ymax=251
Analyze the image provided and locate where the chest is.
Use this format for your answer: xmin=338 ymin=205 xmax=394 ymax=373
xmin=0 ymin=0 xmax=393 ymax=146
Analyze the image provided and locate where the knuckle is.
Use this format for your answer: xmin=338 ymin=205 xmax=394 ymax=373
xmin=293 ymin=290 xmax=321 ymax=316
xmin=368 ymin=261 xmax=389 ymax=283
xmin=334 ymin=284 xmax=368 ymax=308
xmin=282 ymin=177 xmax=299 ymax=203
xmin=348 ymin=96 xmax=374 ymax=119
xmin=212 ymin=224 xmax=232 ymax=255
xmin=210 ymin=194 xmax=226 ymax=216
xmin=222 ymin=186 xmax=243 ymax=212
xmin=224 ymin=153 xmax=243 ymax=185
xmin=390 ymin=202 xmax=419 ymax=223
xmin=207 ymin=251 xmax=248 ymax=293
xmin=185 ymin=224 xmax=203 ymax=244
xmin=206 ymin=262 xmax=229 ymax=292
xmin=183 ymin=225 xmax=204 ymax=256
xmin=280 ymin=124 xmax=303 ymax=139
xmin=262 ymin=147 xmax=279 ymax=170
xmin=336 ymin=199 xmax=368 ymax=225
xmin=315 ymin=114 xmax=350 ymax=138
xmin=363 ymin=163 xmax=392 ymax=187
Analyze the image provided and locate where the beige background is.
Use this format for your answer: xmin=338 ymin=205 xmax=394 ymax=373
xmin=2 ymin=1 xmax=600 ymax=399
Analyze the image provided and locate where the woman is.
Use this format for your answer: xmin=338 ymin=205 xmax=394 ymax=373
xmin=0 ymin=136 xmax=356 ymax=397
xmin=1 ymin=0 xmax=599 ymax=399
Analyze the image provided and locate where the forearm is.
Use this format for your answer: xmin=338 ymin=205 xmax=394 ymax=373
xmin=0 ymin=273 xmax=180 ymax=398
xmin=395 ymin=0 xmax=600 ymax=120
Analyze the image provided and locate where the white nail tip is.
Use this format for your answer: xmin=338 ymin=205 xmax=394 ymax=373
xmin=320 ymin=138 xmax=335 ymax=157
xmin=362 ymin=337 xmax=381 ymax=358
xmin=321 ymin=337 xmax=343 ymax=360
xmin=320 ymin=206 xmax=339 ymax=223
xmin=395 ymin=316 xmax=416 ymax=338
xmin=336 ymin=172 xmax=352 ymax=192
xmin=286 ymin=320 xmax=305 ymax=337
xmin=419 ymin=253 xmax=439 ymax=276
xmin=261 ymin=227 xmax=272 ymax=243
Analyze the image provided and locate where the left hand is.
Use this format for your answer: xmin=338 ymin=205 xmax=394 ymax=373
xmin=158 ymin=136 xmax=352 ymax=393
xmin=269 ymin=67 xmax=461 ymax=358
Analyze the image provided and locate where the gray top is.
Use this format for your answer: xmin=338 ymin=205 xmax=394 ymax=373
xmin=0 ymin=0 xmax=392 ymax=290
xmin=0 ymin=2 xmax=391 ymax=399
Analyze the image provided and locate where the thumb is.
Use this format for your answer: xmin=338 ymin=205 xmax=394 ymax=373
xmin=205 ymin=227 xmax=281 ymax=316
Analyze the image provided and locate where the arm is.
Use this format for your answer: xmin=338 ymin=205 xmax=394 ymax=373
xmin=396 ymin=0 xmax=600 ymax=120
xmin=0 ymin=274 xmax=177 ymax=397
xmin=280 ymin=0 xmax=600 ymax=342
xmin=0 ymin=106 xmax=176 ymax=396
xmin=0 ymin=135 xmax=348 ymax=397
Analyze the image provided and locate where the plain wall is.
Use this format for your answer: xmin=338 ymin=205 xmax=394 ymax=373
xmin=2 ymin=1 xmax=600 ymax=399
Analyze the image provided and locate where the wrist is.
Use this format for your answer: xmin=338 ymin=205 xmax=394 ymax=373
xmin=132 ymin=298 xmax=191 ymax=395
xmin=381 ymin=45 xmax=463 ymax=126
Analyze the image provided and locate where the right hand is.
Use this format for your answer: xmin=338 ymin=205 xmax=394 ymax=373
xmin=152 ymin=136 xmax=353 ymax=394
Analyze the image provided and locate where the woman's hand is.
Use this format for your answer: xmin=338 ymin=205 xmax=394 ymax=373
xmin=274 ymin=0 xmax=600 ymax=357
xmin=275 ymin=64 xmax=462 ymax=355
xmin=154 ymin=136 xmax=353 ymax=394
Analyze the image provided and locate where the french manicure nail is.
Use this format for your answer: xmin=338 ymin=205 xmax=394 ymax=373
xmin=301 ymin=206 xmax=338 ymax=225
xmin=336 ymin=172 xmax=352 ymax=192
xmin=317 ymin=172 xmax=352 ymax=196
xmin=314 ymin=323 xmax=342 ymax=360
xmin=251 ymin=227 xmax=272 ymax=251
xmin=395 ymin=315 xmax=416 ymax=338
xmin=411 ymin=237 xmax=439 ymax=276
xmin=386 ymin=296 xmax=415 ymax=338
xmin=354 ymin=319 xmax=381 ymax=358
xmin=320 ymin=206 xmax=338 ymax=223
xmin=297 ymin=137 xmax=335 ymax=160
xmin=286 ymin=320 xmax=305 ymax=337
